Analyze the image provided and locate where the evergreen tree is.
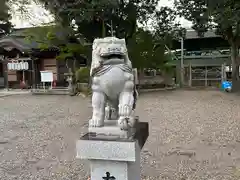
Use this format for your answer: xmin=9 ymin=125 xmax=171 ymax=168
xmin=0 ymin=0 xmax=12 ymax=35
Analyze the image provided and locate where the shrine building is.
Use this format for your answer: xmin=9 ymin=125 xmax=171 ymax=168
xmin=171 ymin=29 xmax=231 ymax=87
xmin=0 ymin=27 xmax=87 ymax=89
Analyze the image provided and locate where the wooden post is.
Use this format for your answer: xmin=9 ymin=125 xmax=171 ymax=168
xmin=180 ymin=37 xmax=184 ymax=87
xmin=205 ymin=66 xmax=208 ymax=87
xmin=31 ymin=57 xmax=36 ymax=89
xmin=4 ymin=56 xmax=8 ymax=90
xmin=189 ymin=63 xmax=192 ymax=87
xmin=22 ymin=69 xmax=25 ymax=83
xmin=221 ymin=63 xmax=226 ymax=82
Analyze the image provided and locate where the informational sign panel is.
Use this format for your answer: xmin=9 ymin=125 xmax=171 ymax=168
xmin=40 ymin=71 xmax=53 ymax=82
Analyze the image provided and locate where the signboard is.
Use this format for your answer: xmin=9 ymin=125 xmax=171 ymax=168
xmin=40 ymin=71 xmax=53 ymax=82
xmin=225 ymin=66 xmax=240 ymax=73
xmin=7 ymin=61 xmax=29 ymax=70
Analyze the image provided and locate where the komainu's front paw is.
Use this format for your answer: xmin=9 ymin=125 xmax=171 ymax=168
xmin=118 ymin=117 xmax=129 ymax=130
xmin=89 ymin=118 xmax=104 ymax=127
xmin=128 ymin=116 xmax=137 ymax=127
xmin=118 ymin=104 xmax=131 ymax=117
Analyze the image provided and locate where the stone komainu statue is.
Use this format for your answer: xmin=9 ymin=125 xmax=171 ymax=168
xmin=89 ymin=37 xmax=138 ymax=129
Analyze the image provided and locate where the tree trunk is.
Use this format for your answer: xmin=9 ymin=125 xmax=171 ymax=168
xmin=231 ymin=43 xmax=240 ymax=92
xmin=102 ymin=20 xmax=106 ymax=37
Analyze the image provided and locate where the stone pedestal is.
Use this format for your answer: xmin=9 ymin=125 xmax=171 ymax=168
xmin=76 ymin=122 xmax=149 ymax=180
xmin=88 ymin=120 xmax=137 ymax=139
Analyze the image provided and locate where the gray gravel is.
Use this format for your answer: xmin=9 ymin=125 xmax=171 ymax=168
xmin=1 ymin=90 xmax=240 ymax=180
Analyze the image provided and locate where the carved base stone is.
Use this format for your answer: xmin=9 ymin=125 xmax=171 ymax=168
xmin=76 ymin=122 xmax=149 ymax=180
xmin=88 ymin=120 xmax=137 ymax=139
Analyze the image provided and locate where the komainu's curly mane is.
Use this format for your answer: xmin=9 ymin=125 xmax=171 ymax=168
xmin=90 ymin=37 xmax=132 ymax=77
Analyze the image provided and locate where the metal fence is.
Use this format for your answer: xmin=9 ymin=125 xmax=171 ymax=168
xmin=186 ymin=65 xmax=223 ymax=87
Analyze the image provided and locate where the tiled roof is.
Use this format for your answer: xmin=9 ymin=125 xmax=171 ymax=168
xmin=185 ymin=29 xmax=220 ymax=39
xmin=0 ymin=26 xmax=60 ymax=52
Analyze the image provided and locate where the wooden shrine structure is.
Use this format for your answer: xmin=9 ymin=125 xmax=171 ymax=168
xmin=0 ymin=27 xmax=87 ymax=89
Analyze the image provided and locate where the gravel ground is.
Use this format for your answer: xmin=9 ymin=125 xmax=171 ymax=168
xmin=1 ymin=90 xmax=240 ymax=180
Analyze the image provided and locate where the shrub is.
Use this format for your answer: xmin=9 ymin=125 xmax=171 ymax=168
xmin=75 ymin=67 xmax=90 ymax=83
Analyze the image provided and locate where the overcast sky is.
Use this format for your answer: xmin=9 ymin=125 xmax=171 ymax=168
xmin=11 ymin=0 xmax=192 ymax=28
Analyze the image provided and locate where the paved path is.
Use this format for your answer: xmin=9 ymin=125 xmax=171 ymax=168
xmin=1 ymin=90 xmax=240 ymax=179
xmin=0 ymin=89 xmax=30 ymax=97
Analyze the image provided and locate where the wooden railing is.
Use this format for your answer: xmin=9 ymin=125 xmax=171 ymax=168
xmin=175 ymin=55 xmax=230 ymax=60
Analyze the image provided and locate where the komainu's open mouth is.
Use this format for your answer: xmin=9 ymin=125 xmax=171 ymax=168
xmin=102 ymin=54 xmax=124 ymax=59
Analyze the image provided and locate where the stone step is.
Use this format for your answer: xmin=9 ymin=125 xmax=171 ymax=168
xmin=52 ymin=87 xmax=68 ymax=90
xmin=31 ymin=89 xmax=70 ymax=95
